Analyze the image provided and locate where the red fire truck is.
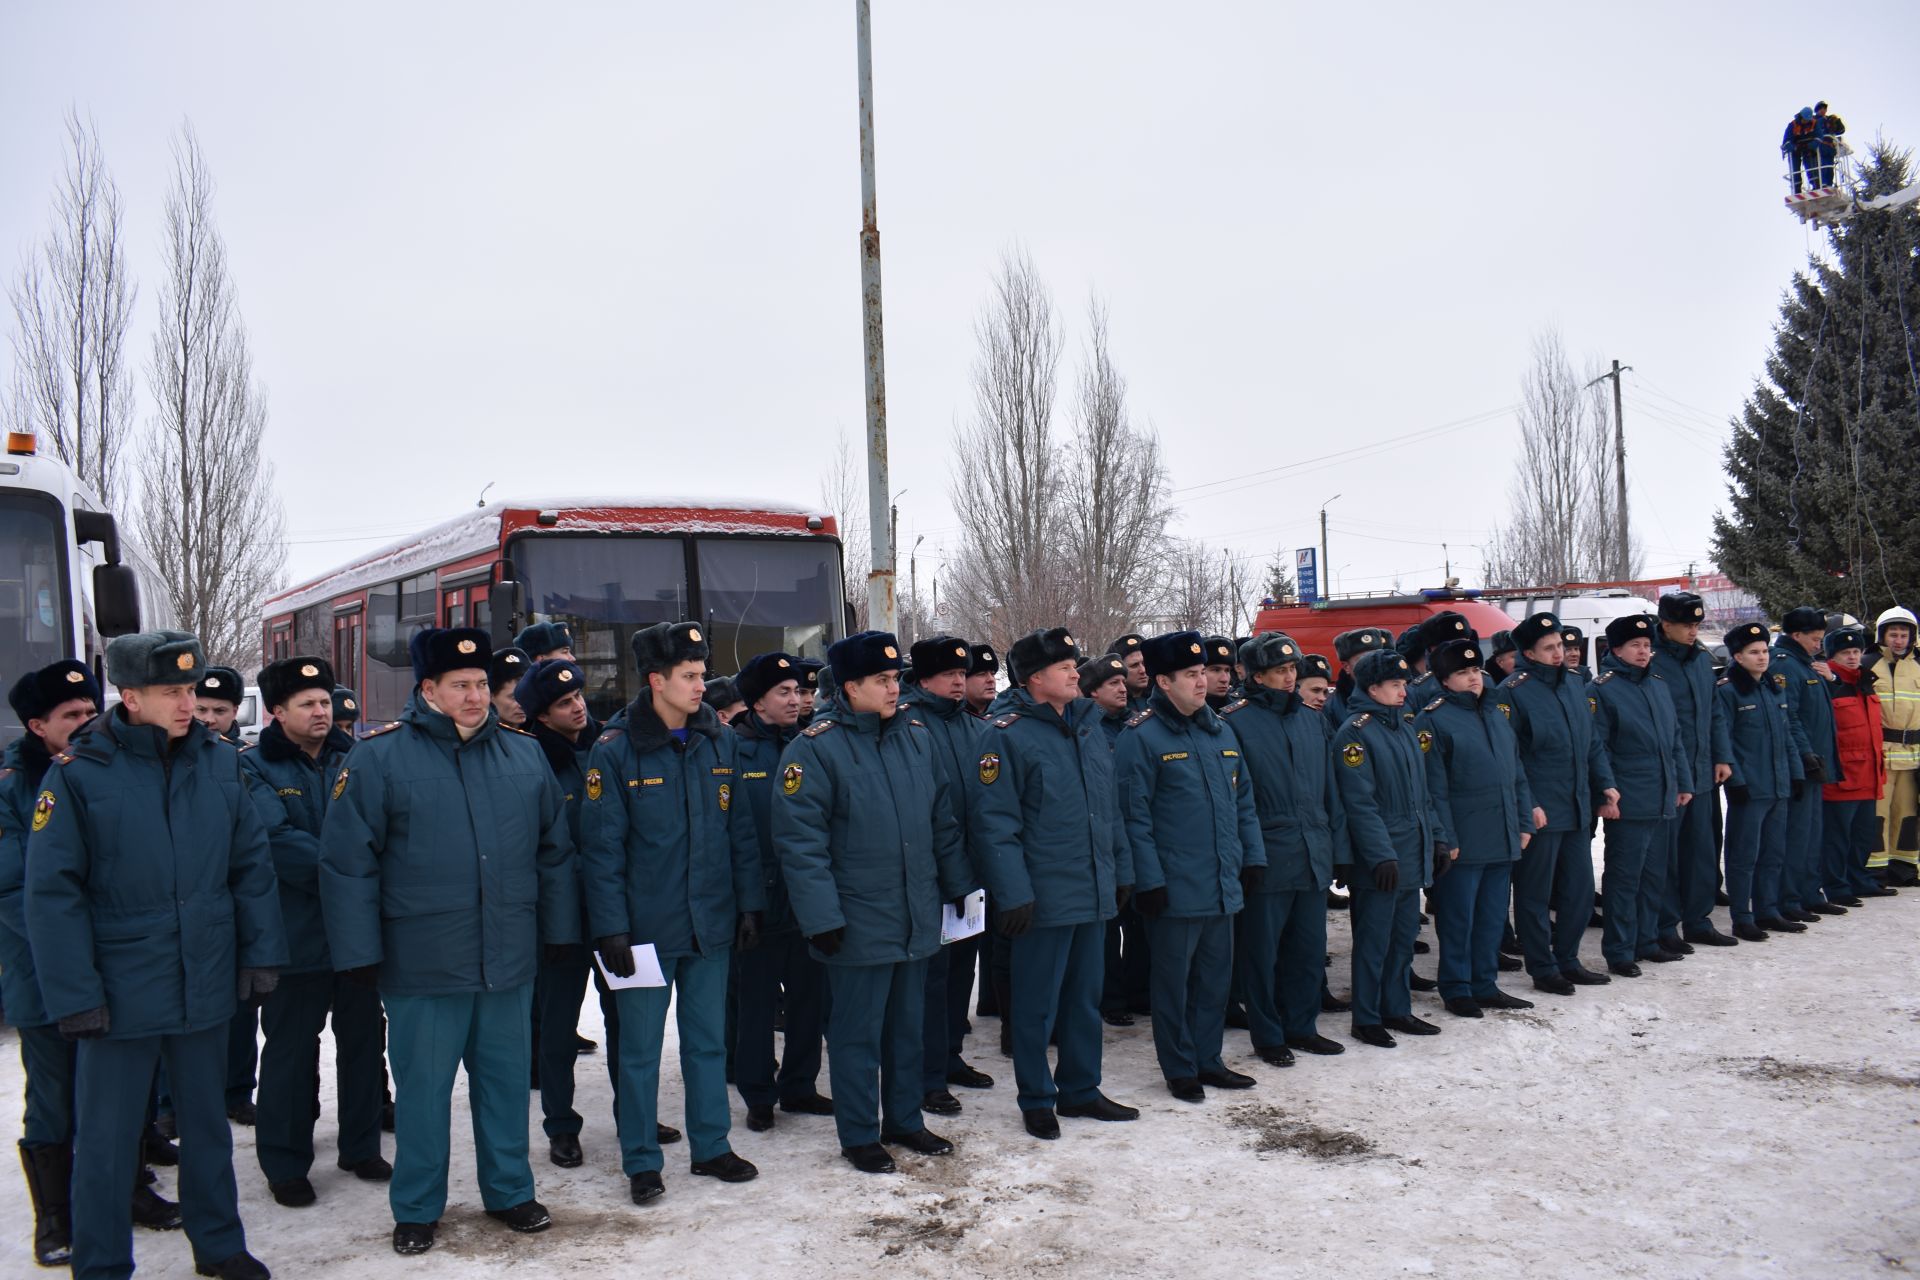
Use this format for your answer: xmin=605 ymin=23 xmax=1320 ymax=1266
xmin=1251 ymin=588 xmax=1516 ymax=674
xmin=260 ymin=496 xmax=845 ymax=726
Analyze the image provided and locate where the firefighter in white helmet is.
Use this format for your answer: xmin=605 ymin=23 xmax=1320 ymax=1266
xmin=1869 ymin=606 xmax=1920 ymax=884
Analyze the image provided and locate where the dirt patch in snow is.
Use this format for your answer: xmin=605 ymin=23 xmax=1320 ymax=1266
xmin=859 ymin=1193 xmax=974 ymax=1256
xmin=1226 ymin=1103 xmax=1382 ymax=1160
xmin=1724 ymin=1054 xmax=1920 ymax=1091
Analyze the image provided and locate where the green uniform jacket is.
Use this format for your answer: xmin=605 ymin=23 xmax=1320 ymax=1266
xmin=1331 ymin=689 xmax=1440 ymax=884
xmin=579 ymin=694 xmax=763 ymax=960
xmin=1590 ymin=656 xmax=1692 ymax=820
xmin=1713 ymin=667 xmax=1809 ymax=801
xmin=1414 ymin=685 xmax=1533 ymax=863
xmin=319 ymin=695 xmax=578 ymax=996
xmin=967 ymin=688 xmax=1131 ymax=927
xmin=240 ymin=720 xmax=356 ymax=975
xmin=0 ymin=734 xmax=57 ymax=1026
xmin=731 ymin=710 xmax=800 ymax=933
xmin=772 ymin=696 xmax=971 ymax=965
xmin=27 ymin=711 xmax=286 ymax=1035
xmin=1220 ymin=686 xmax=1348 ymax=890
xmin=1112 ymin=691 xmax=1264 ymax=918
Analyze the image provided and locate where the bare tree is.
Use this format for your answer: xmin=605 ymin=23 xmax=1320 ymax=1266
xmin=819 ymin=427 xmax=871 ymax=630
xmin=136 ymin=125 xmax=286 ymax=667
xmin=1154 ymin=540 xmax=1250 ymax=635
xmin=1483 ymin=328 xmax=1643 ymax=586
xmin=944 ymin=248 xmax=1071 ymax=651
xmin=5 ymin=109 xmax=137 ymax=508
xmin=1062 ymin=296 xmax=1172 ymax=645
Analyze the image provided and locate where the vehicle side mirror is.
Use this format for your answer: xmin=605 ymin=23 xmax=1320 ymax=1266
xmin=73 ymin=508 xmax=122 ymax=562
xmin=93 ymin=564 xmax=140 ymax=637
xmin=489 ymin=580 xmax=524 ymax=648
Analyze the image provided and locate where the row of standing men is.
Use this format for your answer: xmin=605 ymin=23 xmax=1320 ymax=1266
xmin=4 ymin=591 xmax=1913 ymax=1274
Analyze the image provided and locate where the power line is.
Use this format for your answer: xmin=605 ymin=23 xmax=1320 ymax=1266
xmin=1168 ymin=404 xmax=1517 ymax=501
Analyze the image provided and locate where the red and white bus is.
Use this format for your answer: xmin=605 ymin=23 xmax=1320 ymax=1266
xmin=260 ymin=496 xmax=845 ymax=727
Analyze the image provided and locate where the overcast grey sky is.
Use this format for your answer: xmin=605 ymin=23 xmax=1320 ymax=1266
xmin=4 ymin=1 xmax=1917 ymax=602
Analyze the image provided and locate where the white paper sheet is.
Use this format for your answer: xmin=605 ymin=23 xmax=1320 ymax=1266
xmin=941 ymin=889 xmax=987 ymax=944
xmin=591 ymin=941 xmax=667 ymax=988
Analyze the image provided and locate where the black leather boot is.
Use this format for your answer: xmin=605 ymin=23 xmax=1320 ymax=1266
xmin=20 ymin=1141 xmax=72 ymax=1266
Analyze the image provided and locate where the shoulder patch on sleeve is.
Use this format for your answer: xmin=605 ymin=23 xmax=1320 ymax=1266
xmin=802 ymin=720 xmax=836 ymax=738
xmin=1340 ymin=741 xmax=1366 ymax=768
xmin=992 ymin=712 xmax=1022 ymax=729
xmin=1125 ymin=709 xmax=1155 ymax=728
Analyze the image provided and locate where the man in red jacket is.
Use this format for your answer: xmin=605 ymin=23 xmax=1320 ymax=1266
xmin=1821 ymin=626 xmax=1894 ymax=904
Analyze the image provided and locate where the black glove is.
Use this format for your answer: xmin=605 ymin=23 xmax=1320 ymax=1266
xmin=949 ymin=895 xmax=971 ymax=914
xmin=1135 ymin=886 xmax=1170 ymax=918
xmin=1725 ymin=783 xmax=1751 ymax=804
xmin=595 ymin=933 xmax=636 ymax=979
xmin=997 ymin=901 xmax=1035 ymax=938
xmin=58 ymin=1006 xmax=109 ymax=1041
xmin=1802 ymin=754 xmax=1827 ymax=783
xmin=736 ymin=911 xmax=763 ymax=953
xmin=1372 ymin=860 xmax=1400 ymax=893
xmin=1239 ymin=865 xmax=1264 ymax=894
xmin=237 ymin=967 xmax=279 ymax=1005
xmin=1116 ymin=883 xmax=1133 ymax=911
xmin=342 ymin=964 xmax=380 ymax=989
xmin=807 ymin=927 xmax=845 ymax=957
xmin=1790 ymin=778 xmax=1804 ymax=800
xmin=1432 ymin=842 xmax=1454 ymax=880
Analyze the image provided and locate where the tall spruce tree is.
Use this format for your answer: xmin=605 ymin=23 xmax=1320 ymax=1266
xmin=1713 ymin=143 xmax=1920 ymax=620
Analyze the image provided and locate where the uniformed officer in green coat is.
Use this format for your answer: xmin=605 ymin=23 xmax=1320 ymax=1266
xmin=320 ymin=627 xmax=578 ymax=1257
xmin=1111 ymin=631 xmax=1265 ymax=1100
xmin=1332 ymin=647 xmax=1443 ymax=1048
xmin=969 ymin=627 xmax=1139 ymax=1139
xmin=580 ymin=622 xmax=764 ymax=1205
xmin=773 ymin=631 xmax=973 ymax=1174
xmin=28 ymin=631 xmax=284 ymax=1280
xmin=242 ymin=656 xmax=387 ymax=1209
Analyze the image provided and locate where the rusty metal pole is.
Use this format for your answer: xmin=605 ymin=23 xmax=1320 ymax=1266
xmin=856 ymin=0 xmax=896 ymax=633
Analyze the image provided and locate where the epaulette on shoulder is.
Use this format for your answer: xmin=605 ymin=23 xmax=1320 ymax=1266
xmin=1422 ymin=697 xmax=1444 ymax=712
xmin=1349 ymin=713 xmax=1372 ymax=729
xmin=599 ymin=727 xmax=625 ymax=744
xmin=1218 ymin=698 xmax=1248 ymax=716
xmin=366 ymin=721 xmax=402 ymax=737
xmin=501 ymin=723 xmax=537 ymax=737
xmin=53 ymin=753 xmax=74 ymax=766
xmin=802 ymin=719 xmax=836 ymax=738
xmin=1508 ymin=671 xmax=1530 ymax=685
xmin=1125 ymin=708 xmax=1154 ymax=728
xmin=0 ymin=767 xmax=11 ymax=781
xmin=1716 ymin=676 xmax=1730 ymax=686
xmin=237 ymin=740 xmax=256 ymax=753
xmin=992 ymin=712 xmax=1022 ymax=729
xmin=1593 ymin=671 xmax=1613 ymax=685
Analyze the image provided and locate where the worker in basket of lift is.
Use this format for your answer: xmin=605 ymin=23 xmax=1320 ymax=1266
xmin=1782 ymin=107 xmax=1818 ymax=194
xmin=1814 ymin=101 xmax=1846 ymax=189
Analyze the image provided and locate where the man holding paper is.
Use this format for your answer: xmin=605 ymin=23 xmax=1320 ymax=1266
xmin=319 ymin=627 xmax=577 ymax=1257
xmin=580 ymin=622 xmax=764 ymax=1205
xmin=774 ymin=631 xmax=973 ymax=1174
xmin=969 ymin=628 xmax=1140 ymax=1140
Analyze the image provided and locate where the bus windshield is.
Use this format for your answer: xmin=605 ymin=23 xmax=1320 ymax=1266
xmin=695 ymin=538 xmax=842 ymax=672
xmin=510 ymin=532 xmax=842 ymax=721
xmin=0 ymin=491 xmax=73 ymax=735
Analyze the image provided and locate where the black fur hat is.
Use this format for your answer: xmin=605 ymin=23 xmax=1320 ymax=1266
xmin=1512 ymin=612 xmax=1561 ymax=653
xmin=1201 ymin=635 xmax=1236 ymax=668
xmin=631 ymin=622 xmax=710 ymax=676
xmin=106 ymin=630 xmax=204 ymax=689
xmin=829 ymin=630 xmax=905 ymax=685
xmin=736 ymin=651 xmax=802 ymax=709
xmin=332 ymin=686 xmax=360 ymax=727
xmin=514 ymin=620 xmax=575 ymax=658
xmin=1298 ymin=653 xmax=1334 ymax=683
xmin=259 ymin=656 xmax=336 ymax=712
xmin=1078 ymin=653 xmax=1126 ymax=696
xmin=1008 ymin=627 xmax=1082 ymax=685
xmin=1416 ymin=610 xmax=1475 ymax=656
xmin=196 ymin=666 xmax=244 ymax=705
xmin=1144 ymin=630 xmax=1207 ymax=679
xmin=1604 ymin=614 xmax=1656 ymax=648
xmin=1781 ymin=606 xmax=1827 ymax=634
xmin=8 ymin=659 xmax=101 ymax=726
xmin=968 ymin=643 xmax=1000 ymax=677
xmin=910 ymin=636 xmax=973 ymax=682
xmin=1723 ymin=621 xmax=1770 ymax=654
xmin=1333 ymin=628 xmax=1393 ymax=663
xmin=1658 ymin=592 xmax=1706 ymax=624
xmin=1108 ymin=633 xmax=1145 ymax=658
xmin=1241 ymin=633 xmax=1302 ymax=677
xmin=514 ymin=658 xmax=587 ymax=720
xmin=1351 ymin=648 xmax=1413 ymax=690
xmin=412 ymin=627 xmax=493 ymax=684
xmin=489 ymin=646 xmax=530 ymax=689
xmin=1429 ymin=638 xmax=1483 ymax=682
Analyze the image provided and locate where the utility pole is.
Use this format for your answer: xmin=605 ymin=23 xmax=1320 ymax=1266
xmin=856 ymin=0 xmax=896 ymax=631
xmin=1585 ymin=360 xmax=1632 ymax=579
xmin=909 ymin=534 xmax=924 ymax=647
xmin=1319 ymin=493 xmax=1340 ymax=597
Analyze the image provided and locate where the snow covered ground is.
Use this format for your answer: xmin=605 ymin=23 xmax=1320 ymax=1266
xmin=5 ymin=890 xmax=1919 ymax=1279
